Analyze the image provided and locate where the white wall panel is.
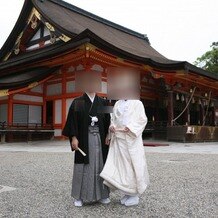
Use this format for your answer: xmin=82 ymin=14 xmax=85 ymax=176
xmin=47 ymin=83 xmax=62 ymax=96
xmin=31 ymin=29 xmax=41 ymax=41
xmin=13 ymin=104 xmax=28 ymax=124
xmin=66 ymin=98 xmax=74 ymax=114
xmin=14 ymin=94 xmax=43 ymax=103
xmin=31 ymin=84 xmax=43 ymax=93
xmin=101 ymin=81 xmax=107 ymax=93
xmin=66 ymin=81 xmax=75 ymax=93
xmin=0 ymin=104 xmax=8 ymax=122
xmin=29 ymin=105 xmax=42 ymax=124
xmin=44 ymin=26 xmax=50 ymax=37
xmin=55 ymin=100 xmax=62 ymax=124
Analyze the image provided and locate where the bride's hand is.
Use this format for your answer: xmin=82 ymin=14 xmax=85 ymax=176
xmin=109 ymin=126 xmax=116 ymax=133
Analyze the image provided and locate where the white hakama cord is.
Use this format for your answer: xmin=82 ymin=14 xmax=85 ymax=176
xmin=100 ymin=100 xmax=150 ymax=195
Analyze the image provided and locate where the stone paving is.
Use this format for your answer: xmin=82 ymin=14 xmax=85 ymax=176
xmin=0 ymin=141 xmax=217 ymax=217
xmin=0 ymin=140 xmax=217 ymax=154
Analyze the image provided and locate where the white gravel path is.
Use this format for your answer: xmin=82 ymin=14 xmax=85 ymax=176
xmin=0 ymin=140 xmax=217 ymax=217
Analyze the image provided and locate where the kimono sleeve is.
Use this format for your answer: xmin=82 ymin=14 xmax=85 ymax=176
xmin=62 ymin=100 xmax=78 ymax=138
xmin=110 ymin=101 xmax=117 ymax=127
xmin=126 ymin=101 xmax=147 ymax=138
xmin=103 ymin=99 xmax=111 ymax=135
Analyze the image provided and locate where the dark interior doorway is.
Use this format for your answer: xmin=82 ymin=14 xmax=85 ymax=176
xmin=46 ymin=101 xmax=53 ymax=124
xmin=157 ymin=108 xmax=168 ymax=122
xmin=190 ymin=103 xmax=200 ymax=125
xmin=144 ymin=106 xmax=154 ymax=122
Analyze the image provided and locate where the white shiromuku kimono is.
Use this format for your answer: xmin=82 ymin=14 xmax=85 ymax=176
xmin=100 ymin=100 xmax=150 ymax=195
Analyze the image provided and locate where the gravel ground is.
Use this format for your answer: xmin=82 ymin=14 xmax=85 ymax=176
xmin=0 ymin=151 xmax=217 ymax=218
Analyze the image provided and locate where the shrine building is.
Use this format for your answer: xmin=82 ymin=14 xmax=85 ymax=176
xmin=0 ymin=0 xmax=218 ymax=142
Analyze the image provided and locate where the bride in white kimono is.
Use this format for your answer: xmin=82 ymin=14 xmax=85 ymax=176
xmin=100 ymin=99 xmax=150 ymax=206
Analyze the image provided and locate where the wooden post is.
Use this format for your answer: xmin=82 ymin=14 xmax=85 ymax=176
xmin=211 ymin=106 xmax=216 ymax=126
xmin=167 ymin=91 xmax=174 ymax=126
xmin=199 ymin=103 xmax=204 ymax=125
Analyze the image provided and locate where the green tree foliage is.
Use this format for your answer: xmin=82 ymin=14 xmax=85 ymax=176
xmin=194 ymin=42 xmax=218 ymax=74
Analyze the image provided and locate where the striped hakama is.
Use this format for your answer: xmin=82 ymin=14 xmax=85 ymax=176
xmin=71 ymin=126 xmax=109 ymax=202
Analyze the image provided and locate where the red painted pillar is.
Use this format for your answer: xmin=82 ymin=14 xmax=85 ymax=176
xmin=61 ymin=70 xmax=67 ymax=132
xmin=7 ymin=95 xmax=13 ymax=125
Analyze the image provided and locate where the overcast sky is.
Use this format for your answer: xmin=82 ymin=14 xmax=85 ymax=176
xmin=0 ymin=0 xmax=217 ymax=63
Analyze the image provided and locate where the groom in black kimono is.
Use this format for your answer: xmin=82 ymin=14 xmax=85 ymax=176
xmin=62 ymin=89 xmax=111 ymax=206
